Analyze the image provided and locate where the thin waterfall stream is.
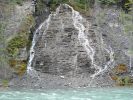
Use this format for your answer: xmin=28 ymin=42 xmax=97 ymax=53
xmin=65 ymin=4 xmax=115 ymax=78
xmin=27 ymin=4 xmax=115 ymax=86
xmin=27 ymin=6 xmax=61 ymax=75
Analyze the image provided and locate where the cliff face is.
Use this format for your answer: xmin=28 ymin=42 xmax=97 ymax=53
xmin=0 ymin=0 xmax=51 ymax=85
xmin=10 ymin=2 xmax=133 ymax=88
xmin=89 ymin=3 xmax=133 ymax=86
xmin=0 ymin=1 xmax=35 ymax=81
xmin=1 ymin=0 xmax=133 ymax=88
xmin=33 ymin=5 xmax=95 ymax=74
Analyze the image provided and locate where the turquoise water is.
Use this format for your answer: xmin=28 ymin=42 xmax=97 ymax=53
xmin=0 ymin=88 xmax=133 ymax=100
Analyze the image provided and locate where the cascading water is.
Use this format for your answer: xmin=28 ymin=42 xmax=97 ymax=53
xmin=27 ymin=24 xmax=43 ymax=73
xmin=27 ymin=3 xmax=115 ymax=85
xmin=91 ymin=46 xmax=115 ymax=78
xmin=27 ymin=5 xmax=61 ymax=75
xmin=65 ymin=4 xmax=100 ymax=74
xmin=26 ymin=23 xmax=44 ymax=77
xmin=65 ymin=4 xmax=115 ymax=79
xmin=4 ymin=0 xmax=132 ymax=89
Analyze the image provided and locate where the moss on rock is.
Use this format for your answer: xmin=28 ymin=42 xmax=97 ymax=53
xmin=7 ymin=36 xmax=27 ymax=57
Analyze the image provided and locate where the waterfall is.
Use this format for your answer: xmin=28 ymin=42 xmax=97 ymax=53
xmin=65 ymin=4 xmax=101 ymax=76
xmin=27 ymin=24 xmax=43 ymax=73
xmin=91 ymin=46 xmax=115 ymax=78
xmin=27 ymin=5 xmax=60 ymax=74
xmin=27 ymin=3 xmax=115 ymax=79
xmin=65 ymin=4 xmax=115 ymax=78
xmin=26 ymin=23 xmax=44 ymax=77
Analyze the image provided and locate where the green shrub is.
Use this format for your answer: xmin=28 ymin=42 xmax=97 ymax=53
xmin=7 ymin=36 xmax=27 ymax=57
xmin=116 ymin=76 xmax=133 ymax=86
xmin=6 ymin=14 xmax=35 ymax=57
xmin=123 ymin=0 xmax=133 ymax=12
xmin=125 ymin=25 xmax=133 ymax=32
xmin=98 ymin=0 xmax=133 ymax=13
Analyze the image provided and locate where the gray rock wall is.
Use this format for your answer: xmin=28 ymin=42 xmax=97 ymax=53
xmin=0 ymin=1 xmax=34 ymax=80
xmin=9 ymin=1 xmax=133 ymax=88
xmin=33 ymin=5 xmax=96 ymax=76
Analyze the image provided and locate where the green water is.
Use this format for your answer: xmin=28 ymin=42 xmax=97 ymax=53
xmin=0 ymin=88 xmax=133 ymax=100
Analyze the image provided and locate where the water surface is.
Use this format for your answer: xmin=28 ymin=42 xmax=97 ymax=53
xmin=0 ymin=87 xmax=133 ymax=100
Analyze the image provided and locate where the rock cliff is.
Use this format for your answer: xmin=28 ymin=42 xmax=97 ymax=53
xmin=1 ymin=0 xmax=133 ymax=88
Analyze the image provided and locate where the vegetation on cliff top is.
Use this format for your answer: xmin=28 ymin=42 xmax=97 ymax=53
xmin=35 ymin=0 xmax=94 ymax=15
xmin=47 ymin=0 xmax=133 ymax=12
xmin=52 ymin=0 xmax=92 ymax=9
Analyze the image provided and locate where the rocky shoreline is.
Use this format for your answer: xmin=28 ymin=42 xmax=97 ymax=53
xmin=8 ymin=72 xmax=115 ymax=89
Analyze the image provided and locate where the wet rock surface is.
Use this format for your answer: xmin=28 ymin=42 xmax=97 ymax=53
xmin=32 ymin=5 xmax=96 ymax=76
xmin=10 ymin=4 xmax=132 ymax=88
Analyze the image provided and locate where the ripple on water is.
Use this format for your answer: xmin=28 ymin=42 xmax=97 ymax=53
xmin=0 ymin=88 xmax=133 ymax=100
